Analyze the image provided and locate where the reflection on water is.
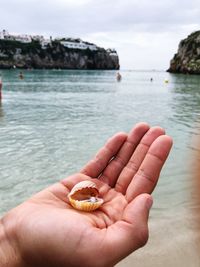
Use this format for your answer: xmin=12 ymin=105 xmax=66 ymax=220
xmin=170 ymin=74 xmax=200 ymax=132
xmin=0 ymin=102 xmax=4 ymax=118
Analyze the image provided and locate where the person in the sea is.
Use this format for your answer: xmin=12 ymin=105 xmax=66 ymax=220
xmin=0 ymin=122 xmax=173 ymax=267
xmin=116 ymin=72 xmax=122 ymax=81
xmin=0 ymin=77 xmax=2 ymax=101
xmin=19 ymin=71 xmax=24 ymax=79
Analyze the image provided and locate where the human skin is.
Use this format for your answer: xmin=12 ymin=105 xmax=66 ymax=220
xmin=0 ymin=123 xmax=173 ymax=267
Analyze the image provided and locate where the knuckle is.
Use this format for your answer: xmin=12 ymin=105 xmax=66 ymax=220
xmin=126 ymin=160 xmax=138 ymax=172
xmin=137 ymin=169 xmax=155 ymax=185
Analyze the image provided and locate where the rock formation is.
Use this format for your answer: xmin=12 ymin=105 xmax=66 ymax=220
xmin=0 ymin=40 xmax=119 ymax=70
xmin=167 ymin=31 xmax=200 ymax=74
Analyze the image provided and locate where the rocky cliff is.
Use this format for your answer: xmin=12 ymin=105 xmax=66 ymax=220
xmin=0 ymin=40 xmax=119 ymax=70
xmin=168 ymin=31 xmax=200 ymax=74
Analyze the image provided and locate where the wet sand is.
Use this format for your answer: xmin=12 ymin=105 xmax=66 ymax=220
xmin=117 ymin=211 xmax=200 ymax=267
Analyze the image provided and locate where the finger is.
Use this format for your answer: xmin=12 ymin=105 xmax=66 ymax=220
xmin=126 ymin=135 xmax=173 ymax=202
xmin=80 ymin=132 xmax=127 ymax=178
xmin=99 ymin=122 xmax=150 ymax=186
xmin=102 ymin=194 xmax=153 ymax=266
xmin=115 ymin=126 xmax=165 ymax=194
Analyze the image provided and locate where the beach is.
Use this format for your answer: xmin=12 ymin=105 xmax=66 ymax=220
xmin=118 ymin=210 xmax=200 ymax=267
xmin=0 ymin=69 xmax=200 ymax=266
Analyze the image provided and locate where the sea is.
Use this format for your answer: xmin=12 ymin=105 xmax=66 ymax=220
xmin=0 ymin=69 xmax=200 ymax=266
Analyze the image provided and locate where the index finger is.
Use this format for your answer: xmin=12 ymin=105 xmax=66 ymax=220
xmin=80 ymin=132 xmax=127 ymax=178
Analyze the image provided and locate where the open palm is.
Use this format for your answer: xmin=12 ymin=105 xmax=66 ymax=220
xmin=6 ymin=123 xmax=172 ymax=267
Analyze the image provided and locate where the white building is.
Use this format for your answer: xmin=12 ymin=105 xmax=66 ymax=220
xmin=0 ymin=30 xmax=31 ymax=43
xmin=60 ymin=40 xmax=97 ymax=51
xmin=0 ymin=32 xmax=4 ymax=39
xmin=41 ymin=39 xmax=51 ymax=49
xmin=32 ymin=35 xmax=45 ymax=42
xmin=14 ymin=35 xmax=32 ymax=43
xmin=0 ymin=30 xmax=100 ymax=51
xmin=108 ymin=52 xmax=118 ymax=56
xmin=0 ymin=30 xmax=9 ymax=39
xmin=107 ymin=48 xmax=118 ymax=56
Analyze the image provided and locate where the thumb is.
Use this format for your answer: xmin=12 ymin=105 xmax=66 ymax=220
xmin=104 ymin=194 xmax=153 ymax=265
xmin=124 ymin=193 xmax=153 ymax=233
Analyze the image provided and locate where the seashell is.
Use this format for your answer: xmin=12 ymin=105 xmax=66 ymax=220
xmin=68 ymin=180 xmax=103 ymax=211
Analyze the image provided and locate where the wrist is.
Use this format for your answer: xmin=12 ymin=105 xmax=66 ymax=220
xmin=0 ymin=213 xmax=24 ymax=267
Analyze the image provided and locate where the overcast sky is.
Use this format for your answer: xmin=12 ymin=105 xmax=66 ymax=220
xmin=1 ymin=0 xmax=200 ymax=70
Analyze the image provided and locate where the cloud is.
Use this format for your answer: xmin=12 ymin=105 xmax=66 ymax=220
xmin=2 ymin=0 xmax=199 ymax=35
xmin=0 ymin=0 xmax=200 ymax=68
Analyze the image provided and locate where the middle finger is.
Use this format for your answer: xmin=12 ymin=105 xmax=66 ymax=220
xmin=115 ymin=126 xmax=165 ymax=194
xmin=99 ymin=122 xmax=150 ymax=186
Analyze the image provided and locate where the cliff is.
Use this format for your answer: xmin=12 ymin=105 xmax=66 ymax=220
xmin=0 ymin=39 xmax=119 ymax=70
xmin=167 ymin=31 xmax=200 ymax=74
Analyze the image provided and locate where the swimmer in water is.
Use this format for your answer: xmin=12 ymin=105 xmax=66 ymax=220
xmin=116 ymin=72 xmax=122 ymax=82
xmin=19 ymin=72 xmax=24 ymax=79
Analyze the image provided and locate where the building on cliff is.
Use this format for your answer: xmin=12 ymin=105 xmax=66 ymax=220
xmin=0 ymin=30 xmax=120 ymax=70
xmin=60 ymin=40 xmax=97 ymax=51
xmin=0 ymin=29 xmax=32 ymax=43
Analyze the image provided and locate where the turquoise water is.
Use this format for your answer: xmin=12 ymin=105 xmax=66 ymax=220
xmin=0 ymin=69 xmax=200 ymax=220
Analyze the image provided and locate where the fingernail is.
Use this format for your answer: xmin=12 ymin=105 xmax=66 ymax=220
xmin=146 ymin=196 xmax=153 ymax=210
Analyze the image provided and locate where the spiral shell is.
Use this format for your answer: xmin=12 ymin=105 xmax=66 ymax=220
xmin=68 ymin=180 xmax=103 ymax=211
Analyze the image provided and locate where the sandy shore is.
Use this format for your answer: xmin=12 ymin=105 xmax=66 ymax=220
xmin=117 ymin=210 xmax=200 ymax=267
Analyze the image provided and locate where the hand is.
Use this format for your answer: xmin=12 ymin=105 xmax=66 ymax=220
xmin=0 ymin=123 xmax=172 ymax=267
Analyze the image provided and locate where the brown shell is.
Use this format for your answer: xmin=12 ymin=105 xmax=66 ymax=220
xmin=68 ymin=180 xmax=103 ymax=211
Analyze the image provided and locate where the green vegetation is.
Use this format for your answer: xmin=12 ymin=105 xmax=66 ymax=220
xmin=168 ymin=30 xmax=200 ymax=74
xmin=0 ymin=39 xmax=41 ymax=58
xmin=187 ymin=30 xmax=200 ymax=40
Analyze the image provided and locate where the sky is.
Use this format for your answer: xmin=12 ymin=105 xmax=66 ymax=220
xmin=1 ymin=0 xmax=200 ymax=70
